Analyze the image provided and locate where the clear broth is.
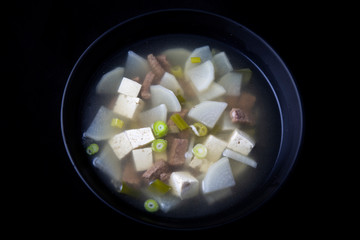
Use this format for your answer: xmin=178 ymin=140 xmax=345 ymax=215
xmin=81 ymin=34 xmax=282 ymax=218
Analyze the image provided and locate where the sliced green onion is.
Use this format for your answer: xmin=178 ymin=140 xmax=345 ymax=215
xmin=176 ymin=94 xmax=186 ymax=105
xmin=190 ymin=57 xmax=201 ymax=63
xmin=144 ymin=199 xmax=159 ymax=212
xmin=86 ymin=143 xmax=99 ymax=155
xmin=151 ymin=139 xmax=167 ymax=152
xmin=152 ymin=120 xmax=168 ymax=138
xmin=190 ymin=122 xmax=208 ymax=137
xmin=192 ymin=143 xmax=207 ymax=159
xmin=170 ymin=65 xmax=184 ymax=79
xmin=170 ymin=113 xmax=189 ymax=131
xmin=148 ymin=179 xmax=172 ymax=195
xmin=111 ymin=118 xmax=124 ymax=129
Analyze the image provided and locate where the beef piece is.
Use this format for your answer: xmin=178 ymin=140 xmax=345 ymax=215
xmin=147 ymin=54 xmax=165 ymax=82
xmin=177 ymin=128 xmax=191 ymax=140
xmin=142 ymin=160 xmax=170 ymax=184
xmin=230 ymin=108 xmax=250 ymax=123
xmin=160 ymin=172 xmax=171 ymax=182
xmin=156 ymin=55 xmax=172 ymax=72
xmin=140 ymin=71 xmax=155 ymax=99
xmin=168 ymin=138 xmax=188 ymax=167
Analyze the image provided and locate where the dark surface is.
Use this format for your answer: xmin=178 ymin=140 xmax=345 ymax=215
xmin=6 ymin=0 xmax=332 ymax=236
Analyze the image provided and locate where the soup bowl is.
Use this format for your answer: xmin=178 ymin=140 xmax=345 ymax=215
xmin=61 ymin=9 xmax=303 ymax=229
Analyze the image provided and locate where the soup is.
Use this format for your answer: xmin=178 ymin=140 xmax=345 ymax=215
xmin=81 ymin=34 xmax=281 ymax=218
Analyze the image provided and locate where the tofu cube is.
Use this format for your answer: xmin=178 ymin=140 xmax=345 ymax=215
xmin=169 ymin=171 xmax=199 ymax=200
xmin=227 ymin=128 xmax=255 ymax=155
xmin=132 ymin=147 xmax=153 ymax=171
xmin=125 ymin=127 xmax=155 ymax=149
xmin=118 ymin=77 xmax=142 ymax=97
xmin=108 ymin=132 xmax=133 ymax=160
xmin=113 ymin=94 xmax=144 ymax=119
xmin=202 ymin=135 xmax=228 ymax=163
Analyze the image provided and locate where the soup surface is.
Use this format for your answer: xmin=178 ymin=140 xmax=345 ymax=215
xmin=81 ymin=34 xmax=281 ymax=218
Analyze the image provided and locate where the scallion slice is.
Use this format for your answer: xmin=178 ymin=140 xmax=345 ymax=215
xmin=190 ymin=57 xmax=201 ymax=63
xmin=144 ymin=199 xmax=159 ymax=212
xmin=86 ymin=143 xmax=99 ymax=155
xmin=110 ymin=118 xmax=124 ymax=128
xmin=148 ymin=179 xmax=172 ymax=195
xmin=170 ymin=113 xmax=189 ymax=131
xmin=151 ymin=139 xmax=167 ymax=152
xmin=170 ymin=65 xmax=184 ymax=79
xmin=192 ymin=143 xmax=208 ymax=159
xmin=190 ymin=122 xmax=208 ymax=137
xmin=152 ymin=120 xmax=168 ymax=138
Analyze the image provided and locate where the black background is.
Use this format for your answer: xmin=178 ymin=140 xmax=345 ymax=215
xmin=6 ymin=0 xmax=338 ymax=236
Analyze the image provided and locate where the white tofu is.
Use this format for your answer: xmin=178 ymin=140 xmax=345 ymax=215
xmin=108 ymin=132 xmax=133 ymax=160
xmin=132 ymin=147 xmax=153 ymax=171
xmin=113 ymin=94 xmax=144 ymax=119
xmin=117 ymin=77 xmax=142 ymax=97
xmin=202 ymin=135 xmax=228 ymax=163
xmin=227 ymin=128 xmax=255 ymax=155
xmin=169 ymin=171 xmax=199 ymax=200
xmin=125 ymin=127 xmax=155 ymax=149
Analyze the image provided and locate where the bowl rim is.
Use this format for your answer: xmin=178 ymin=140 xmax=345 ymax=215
xmin=61 ymin=8 xmax=303 ymax=230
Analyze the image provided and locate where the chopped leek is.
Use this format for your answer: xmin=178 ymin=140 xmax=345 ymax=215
xmin=190 ymin=57 xmax=201 ymax=63
xmin=170 ymin=65 xmax=184 ymax=79
xmin=86 ymin=143 xmax=99 ymax=155
xmin=111 ymin=118 xmax=124 ymax=129
xmin=190 ymin=122 xmax=208 ymax=137
xmin=148 ymin=179 xmax=172 ymax=195
xmin=176 ymin=94 xmax=186 ymax=105
xmin=144 ymin=199 xmax=159 ymax=212
xmin=152 ymin=120 xmax=168 ymax=138
xmin=170 ymin=113 xmax=189 ymax=131
xmin=192 ymin=144 xmax=208 ymax=159
xmin=152 ymin=139 xmax=167 ymax=152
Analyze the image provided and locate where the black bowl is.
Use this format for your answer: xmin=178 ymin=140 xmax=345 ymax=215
xmin=61 ymin=9 xmax=303 ymax=229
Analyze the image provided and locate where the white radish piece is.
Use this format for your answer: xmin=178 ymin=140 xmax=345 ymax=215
xmin=124 ymin=51 xmax=150 ymax=80
xmin=222 ymin=148 xmax=257 ymax=168
xmin=212 ymin=52 xmax=233 ymax=78
xmin=96 ymin=67 xmax=124 ymax=95
xmin=202 ymin=157 xmax=235 ymax=194
xmin=186 ymin=60 xmax=215 ymax=92
xmin=159 ymin=72 xmax=184 ymax=96
xmin=217 ymin=72 xmax=242 ymax=96
xmin=150 ymin=85 xmax=181 ymax=112
xmin=184 ymin=45 xmax=212 ymax=72
xmin=138 ymin=104 xmax=167 ymax=127
xmin=84 ymin=106 xmax=123 ymax=141
xmin=188 ymin=101 xmax=227 ymax=128
xmin=198 ymin=82 xmax=226 ymax=101
xmin=93 ymin=144 xmax=122 ymax=181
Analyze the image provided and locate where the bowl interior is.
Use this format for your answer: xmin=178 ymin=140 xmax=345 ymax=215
xmin=61 ymin=9 xmax=303 ymax=229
